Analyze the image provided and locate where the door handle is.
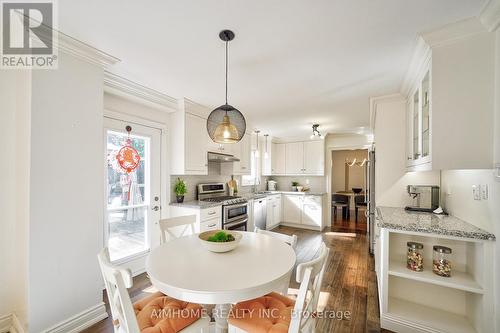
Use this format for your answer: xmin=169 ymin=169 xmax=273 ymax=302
xmin=152 ymin=206 xmax=160 ymax=211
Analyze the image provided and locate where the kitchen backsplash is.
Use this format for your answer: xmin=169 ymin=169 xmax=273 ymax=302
xmin=170 ymin=164 xmax=267 ymax=202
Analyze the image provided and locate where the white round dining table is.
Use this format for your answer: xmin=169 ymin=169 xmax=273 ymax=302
xmin=146 ymin=231 xmax=296 ymax=333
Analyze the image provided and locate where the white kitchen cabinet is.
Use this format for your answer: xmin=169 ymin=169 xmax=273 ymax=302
xmin=262 ymin=137 xmax=273 ymax=176
xmin=403 ymin=32 xmax=494 ymax=171
xmin=282 ymin=194 xmax=302 ymax=224
xmin=302 ymin=196 xmax=322 ymax=227
xmin=233 ymin=133 xmax=251 ymax=175
xmin=169 ymin=205 xmax=222 ymax=233
xmin=266 ymin=195 xmax=281 ymax=230
xmin=285 ymin=142 xmax=304 ymax=174
xmin=303 ymin=141 xmax=324 ymax=175
xmin=185 ymin=113 xmax=209 ymax=173
xmin=272 ymin=143 xmax=286 ymax=175
xmin=170 ymin=99 xmax=210 ymax=175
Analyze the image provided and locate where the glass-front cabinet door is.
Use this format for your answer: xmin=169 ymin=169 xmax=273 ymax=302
xmin=406 ymin=69 xmax=431 ymax=169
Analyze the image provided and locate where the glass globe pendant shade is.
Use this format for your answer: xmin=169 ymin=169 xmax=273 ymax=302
xmin=207 ymin=104 xmax=246 ymax=144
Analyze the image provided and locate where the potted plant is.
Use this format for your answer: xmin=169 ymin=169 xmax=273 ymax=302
xmin=291 ymin=181 xmax=299 ymax=192
xmin=174 ymin=178 xmax=187 ymax=203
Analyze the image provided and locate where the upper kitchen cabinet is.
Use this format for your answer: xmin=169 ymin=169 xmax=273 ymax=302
xmin=271 ymin=143 xmax=286 ymax=175
xmin=233 ymin=133 xmax=251 ymax=175
xmin=403 ymin=21 xmax=495 ymax=171
xmin=170 ymin=99 xmax=210 ymax=175
xmin=284 ymin=140 xmax=324 ymax=176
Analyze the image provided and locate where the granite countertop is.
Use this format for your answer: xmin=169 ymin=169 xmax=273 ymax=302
xmin=241 ymin=191 xmax=326 ymax=200
xmin=169 ymin=201 xmax=222 ymax=209
xmin=377 ymin=206 xmax=496 ymax=241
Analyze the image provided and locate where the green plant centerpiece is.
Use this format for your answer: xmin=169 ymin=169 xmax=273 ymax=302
xmin=207 ymin=231 xmax=235 ymax=242
xmin=174 ymin=178 xmax=187 ymax=203
xmin=291 ymin=181 xmax=300 ymax=192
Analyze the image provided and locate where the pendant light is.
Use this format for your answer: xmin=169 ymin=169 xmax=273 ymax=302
xmin=254 ymin=130 xmax=260 ymax=158
xmin=264 ymin=134 xmax=269 ymax=159
xmin=207 ymin=30 xmax=246 ymax=144
xmin=310 ymin=124 xmax=324 ymax=140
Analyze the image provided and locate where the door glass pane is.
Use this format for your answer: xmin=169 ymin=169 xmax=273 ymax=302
xmin=412 ymin=91 xmax=420 ymax=160
xmin=421 ymin=72 xmax=430 ymax=158
xmin=106 ymin=130 xmax=150 ymax=261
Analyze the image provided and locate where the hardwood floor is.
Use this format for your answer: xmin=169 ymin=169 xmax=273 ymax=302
xmin=85 ymin=225 xmax=382 ymax=333
xmin=331 ymin=208 xmax=368 ymax=234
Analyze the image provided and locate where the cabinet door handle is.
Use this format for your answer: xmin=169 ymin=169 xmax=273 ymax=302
xmin=208 ymin=224 xmax=216 ymax=228
xmin=208 ymin=211 xmax=216 ymax=215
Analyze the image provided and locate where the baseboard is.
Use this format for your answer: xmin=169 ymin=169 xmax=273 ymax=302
xmin=0 ymin=313 xmax=25 ymax=333
xmin=279 ymin=222 xmax=321 ymax=231
xmin=42 ymin=303 xmax=108 ymax=333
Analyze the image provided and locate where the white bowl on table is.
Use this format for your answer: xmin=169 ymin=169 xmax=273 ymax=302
xmin=198 ymin=230 xmax=242 ymax=253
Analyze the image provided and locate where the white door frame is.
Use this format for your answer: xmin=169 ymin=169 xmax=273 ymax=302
xmin=325 ymin=144 xmax=371 ymax=228
xmin=103 ymin=113 xmax=168 ymax=276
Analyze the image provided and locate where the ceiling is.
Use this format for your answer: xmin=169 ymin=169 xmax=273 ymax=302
xmin=59 ymin=0 xmax=485 ymax=139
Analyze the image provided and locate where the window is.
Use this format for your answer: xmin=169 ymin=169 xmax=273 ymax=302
xmin=242 ymin=150 xmax=261 ymax=186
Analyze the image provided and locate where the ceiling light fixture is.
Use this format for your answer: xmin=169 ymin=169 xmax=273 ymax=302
xmin=207 ymin=30 xmax=246 ymax=144
xmin=310 ymin=124 xmax=324 ymax=140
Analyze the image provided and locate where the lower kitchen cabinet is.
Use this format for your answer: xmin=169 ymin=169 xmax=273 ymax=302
xmin=266 ymin=195 xmax=281 ymax=230
xmin=302 ymin=196 xmax=322 ymax=227
xmin=282 ymin=194 xmax=302 ymax=224
xmin=169 ymin=205 xmax=222 ymax=234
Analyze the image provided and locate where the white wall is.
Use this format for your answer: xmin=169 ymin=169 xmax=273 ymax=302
xmin=28 ymin=53 xmax=105 ymax=332
xmin=0 ymin=70 xmax=31 ymax=329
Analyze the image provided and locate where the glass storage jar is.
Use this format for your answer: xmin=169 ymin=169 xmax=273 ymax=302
xmin=433 ymin=245 xmax=452 ymax=277
xmin=407 ymin=242 xmax=424 ymax=272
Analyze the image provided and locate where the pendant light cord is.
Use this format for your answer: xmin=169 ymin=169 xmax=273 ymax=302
xmin=225 ymin=40 xmax=228 ymax=105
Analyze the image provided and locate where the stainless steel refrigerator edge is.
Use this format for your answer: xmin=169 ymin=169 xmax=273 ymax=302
xmin=367 ymin=145 xmax=376 ymax=254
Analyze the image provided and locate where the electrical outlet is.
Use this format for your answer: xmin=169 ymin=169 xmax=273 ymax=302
xmin=481 ymin=184 xmax=489 ymax=200
xmin=472 ymin=185 xmax=481 ymax=201
xmin=305 ymin=179 xmax=310 ymax=185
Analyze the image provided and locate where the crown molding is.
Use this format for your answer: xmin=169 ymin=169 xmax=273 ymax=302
xmin=400 ymin=36 xmax=432 ymax=97
xmin=420 ymin=17 xmax=487 ymax=48
xmin=480 ymin=0 xmax=500 ymax=32
xmin=13 ymin=10 xmax=119 ymax=67
xmin=104 ymin=71 xmax=178 ymax=112
xmin=56 ymin=31 xmax=120 ymax=67
xmin=369 ymin=93 xmax=405 ymax=131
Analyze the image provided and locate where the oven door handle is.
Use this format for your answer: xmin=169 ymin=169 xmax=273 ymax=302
xmin=224 ymin=218 xmax=248 ymax=229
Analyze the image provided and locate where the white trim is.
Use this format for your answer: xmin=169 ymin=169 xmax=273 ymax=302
xmin=0 ymin=313 xmax=24 ymax=333
xmin=480 ymin=0 xmax=500 ymax=32
xmin=41 ymin=303 xmax=108 ymax=333
xmin=56 ymin=31 xmax=119 ymax=67
xmin=400 ymin=37 xmax=431 ymax=98
xmin=369 ymin=93 xmax=406 ymax=131
xmin=104 ymin=72 xmax=178 ymax=112
xmin=420 ymin=17 xmax=487 ymax=48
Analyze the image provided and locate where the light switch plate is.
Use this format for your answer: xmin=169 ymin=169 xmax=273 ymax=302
xmin=481 ymin=184 xmax=489 ymax=200
xmin=472 ymin=185 xmax=481 ymax=201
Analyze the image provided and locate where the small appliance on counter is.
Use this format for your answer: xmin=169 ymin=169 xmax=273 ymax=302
xmin=405 ymin=185 xmax=440 ymax=213
xmin=267 ymin=180 xmax=277 ymax=191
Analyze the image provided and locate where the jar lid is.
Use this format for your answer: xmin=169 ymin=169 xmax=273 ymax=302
xmin=433 ymin=245 xmax=452 ymax=254
xmin=407 ymin=241 xmax=424 ymax=249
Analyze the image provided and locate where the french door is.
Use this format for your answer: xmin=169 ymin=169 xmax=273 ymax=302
xmin=104 ymin=117 xmax=161 ymax=263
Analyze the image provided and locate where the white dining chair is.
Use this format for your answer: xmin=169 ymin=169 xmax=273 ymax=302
xmin=97 ymin=248 xmax=209 ymax=333
xmin=159 ymin=215 xmax=197 ymax=244
xmin=227 ymin=242 xmax=329 ymax=333
xmin=255 ymin=227 xmax=298 ymax=250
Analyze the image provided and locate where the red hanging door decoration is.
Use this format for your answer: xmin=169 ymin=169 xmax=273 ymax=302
xmin=116 ymin=126 xmax=141 ymax=173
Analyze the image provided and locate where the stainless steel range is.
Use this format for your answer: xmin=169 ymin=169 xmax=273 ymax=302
xmin=197 ymin=183 xmax=248 ymax=231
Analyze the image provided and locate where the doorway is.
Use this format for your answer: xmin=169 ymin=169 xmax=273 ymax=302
xmin=104 ymin=117 xmax=161 ymax=264
xmin=331 ymin=149 xmax=368 ymax=234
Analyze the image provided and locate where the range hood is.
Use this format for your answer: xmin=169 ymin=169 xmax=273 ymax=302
xmin=207 ymin=152 xmax=240 ymax=163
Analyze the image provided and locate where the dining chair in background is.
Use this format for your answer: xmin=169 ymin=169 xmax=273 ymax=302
xmin=227 ymin=242 xmax=329 ymax=333
xmin=97 ymin=248 xmax=209 ymax=333
xmin=159 ymin=215 xmax=197 ymax=244
xmin=332 ymin=193 xmax=350 ymax=220
xmin=354 ymin=194 xmax=367 ymax=222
